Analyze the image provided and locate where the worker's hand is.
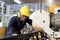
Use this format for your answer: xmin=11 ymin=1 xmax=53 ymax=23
xmin=21 ymin=28 xmax=28 ymax=34
xmin=32 ymin=22 xmax=43 ymax=32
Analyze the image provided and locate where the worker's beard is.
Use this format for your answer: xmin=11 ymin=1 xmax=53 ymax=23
xmin=20 ymin=17 xmax=26 ymax=22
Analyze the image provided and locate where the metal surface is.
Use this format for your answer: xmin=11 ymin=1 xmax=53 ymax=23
xmin=0 ymin=31 xmax=42 ymax=40
xmin=30 ymin=10 xmax=54 ymax=36
xmin=30 ymin=10 xmax=60 ymax=40
xmin=51 ymin=14 xmax=60 ymax=27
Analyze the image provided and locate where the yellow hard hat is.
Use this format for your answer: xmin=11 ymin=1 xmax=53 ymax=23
xmin=18 ymin=5 xmax=30 ymax=18
xmin=48 ymin=4 xmax=60 ymax=13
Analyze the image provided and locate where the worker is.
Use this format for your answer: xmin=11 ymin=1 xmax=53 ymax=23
xmin=48 ymin=4 xmax=60 ymax=18
xmin=48 ymin=4 xmax=59 ymax=13
xmin=48 ymin=4 xmax=60 ymax=28
xmin=6 ymin=5 xmax=32 ymax=36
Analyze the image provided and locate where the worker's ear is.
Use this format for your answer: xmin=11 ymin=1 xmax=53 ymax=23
xmin=17 ymin=12 xmax=21 ymax=18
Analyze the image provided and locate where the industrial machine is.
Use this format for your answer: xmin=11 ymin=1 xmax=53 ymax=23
xmin=30 ymin=7 xmax=60 ymax=40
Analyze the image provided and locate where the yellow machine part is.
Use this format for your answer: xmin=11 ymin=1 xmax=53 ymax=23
xmin=0 ymin=27 xmax=6 ymax=38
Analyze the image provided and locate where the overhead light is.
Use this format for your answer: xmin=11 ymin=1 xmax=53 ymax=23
xmin=14 ymin=0 xmax=22 ymax=4
xmin=47 ymin=0 xmax=54 ymax=6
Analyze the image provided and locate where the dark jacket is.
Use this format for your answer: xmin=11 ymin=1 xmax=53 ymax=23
xmin=6 ymin=16 xmax=32 ymax=36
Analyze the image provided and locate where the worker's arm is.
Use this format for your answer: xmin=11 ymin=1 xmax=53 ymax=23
xmin=6 ymin=16 xmax=17 ymax=36
xmin=26 ymin=18 xmax=32 ymax=25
